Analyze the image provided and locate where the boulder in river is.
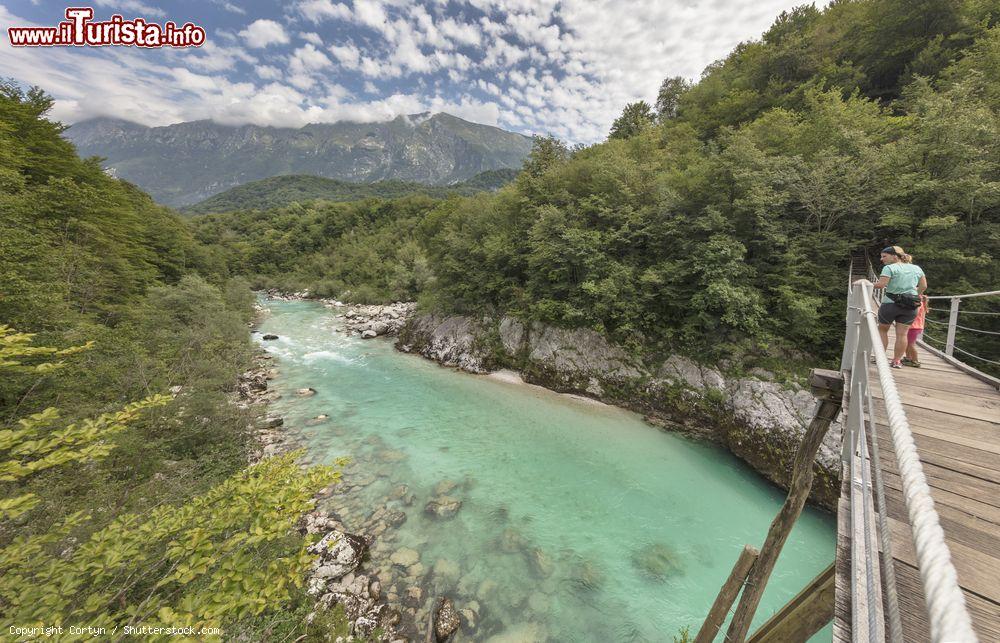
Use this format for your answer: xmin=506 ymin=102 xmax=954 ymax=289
xmin=434 ymin=597 xmax=461 ymax=641
xmin=424 ymin=495 xmax=462 ymax=519
xmin=433 ymin=479 xmax=458 ymax=495
xmin=296 ymin=387 xmax=317 ymax=397
xmin=630 ymin=542 xmax=682 ymax=582
xmin=390 ymin=547 xmax=420 ymax=568
xmin=256 ymin=416 xmax=283 ymax=429
xmin=526 ymin=547 xmax=554 ymax=578
xmin=262 ymin=334 xmax=279 ymax=340
xmin=309 ymin=530 xmax=367 ymax=583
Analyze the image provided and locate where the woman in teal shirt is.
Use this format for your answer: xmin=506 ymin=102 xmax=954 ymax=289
xmin=873 ymin=245 xmax=928 ymax=368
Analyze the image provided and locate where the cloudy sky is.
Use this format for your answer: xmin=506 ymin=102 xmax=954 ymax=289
xmin=1 ymin=0 xmax=802 ymax=143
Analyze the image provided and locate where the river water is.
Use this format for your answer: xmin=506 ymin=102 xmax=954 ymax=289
xmin=256 ymin=299 xmax=834 ymax=642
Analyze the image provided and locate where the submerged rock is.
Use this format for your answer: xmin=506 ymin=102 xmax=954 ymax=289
xmin=390 ymin=547 xmax=420 ymax=568
xmin=296 ymin=387 xmax=317 ymax=397
xmin=631 ymin=542 xmax=683 ymax=582
xmin=304 ymin=414 xmax=329 ymax=426
xmin=424 ymin=496 xmax=462 ymax=519
xmin=526 ymin=547 xmax=554 ymax=579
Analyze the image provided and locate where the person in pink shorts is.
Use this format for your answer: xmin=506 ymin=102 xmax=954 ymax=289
xmin=903 ymin=296 xmax=929 ymax=367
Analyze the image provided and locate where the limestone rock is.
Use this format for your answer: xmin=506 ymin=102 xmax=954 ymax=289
xmin=434 ymin=597 xmax=461 ymax=642
xmin=424 ymin=495 xmax=462 ymax=519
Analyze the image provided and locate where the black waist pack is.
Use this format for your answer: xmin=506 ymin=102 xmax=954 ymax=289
xmin=887 ymin=291 xmax=921 ymax=309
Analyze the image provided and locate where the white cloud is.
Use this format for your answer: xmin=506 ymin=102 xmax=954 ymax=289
xmin=301 ymin=32 xmax=324 ymax=46
xmin=255 ymin=64 xmax=282 ymax=80
xmin=297 ymin=0 xmax=352 ymax=23
xmin=94 ymin=0 xmax=165 ymax=18
xmin=240 ymin=19 xmax=290 ymax=48
xmin=0 ymin=0 xmax=814 ymax=142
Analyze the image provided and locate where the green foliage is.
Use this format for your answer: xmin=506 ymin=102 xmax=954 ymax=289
xmin=1 ymin=83 xmax=343 ymax=636
xmin=182 ymin=170 xmax=520 ymax=215
xmin=1 ymin=452 xmax=338 ymax=634
xmin=609 ymin=101 xmax=655 ymax=139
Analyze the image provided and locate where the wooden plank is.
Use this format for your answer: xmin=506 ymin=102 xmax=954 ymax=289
xmin=747 ymin=564 xmax=834 ymax=643
xmin=870 ymin=390 xmax=1000 ymax=423
xmin=880 ymin=469 xmax=1000 ymax=525
xmin=887 ymin=517 xmax=1000 ymax=603
xmin=894 ymin=560 xmax=1000 ymax=643
xmin=882 ymin=492 xmax=1000 ymax=562
xmin=873 ymin=424 xmax=1000 ymax=474
xmin=834 ymin=472 xmax=853 ymax=643
xmin=876 ymin=453 xmax=1000 ymax=508
xmin=872 ymin=406 xmax=999 ymax=440
xmin=881 ymin=375 xmax=1000 ymax=398
xmin=872 ymin=380 xmax=1000 ymax=408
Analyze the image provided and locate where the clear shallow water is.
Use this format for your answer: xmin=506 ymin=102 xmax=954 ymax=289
xmin=257 ymin=299 xmax=834 ymax=642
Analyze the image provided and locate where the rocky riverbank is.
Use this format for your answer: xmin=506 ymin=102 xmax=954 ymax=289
xmin=395 ymin=313 xmax=842 ymax=511
xmin=244 ymin=301 xmax=419 ymax=641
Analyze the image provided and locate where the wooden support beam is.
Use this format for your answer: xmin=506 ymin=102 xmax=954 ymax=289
xmin=695 ymin=544 xmax=760 ymax=643
xmin=725 ymin=369 xmax=844 ymax=643
xmin=747 ymin=563 xmax=835 ymax=643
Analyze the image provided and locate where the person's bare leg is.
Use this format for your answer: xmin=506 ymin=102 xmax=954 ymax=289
xmin=893 ymin=323 xmax=910 ymax=362
xmin=878 ymin=323 xmax=890 ymax=354
xmin=905 ymin=337 xmax=919 ymax=362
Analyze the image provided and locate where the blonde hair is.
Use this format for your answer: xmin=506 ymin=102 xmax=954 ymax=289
xmin=890 ymin=245 xmax=913 ymax=263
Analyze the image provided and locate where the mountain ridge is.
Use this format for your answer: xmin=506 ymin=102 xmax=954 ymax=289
xmin=65 ymin=112 xmax=533 ymax=207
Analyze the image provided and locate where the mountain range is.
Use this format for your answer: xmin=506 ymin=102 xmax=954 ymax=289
xmin=64 ymin=113 xmax=534 ymax=207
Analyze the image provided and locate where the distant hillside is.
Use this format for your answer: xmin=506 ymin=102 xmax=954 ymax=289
xmin=182 ymin=169 xmax=519 ymax=214
xmin=64 ymin=113 xmax=533 ymax=207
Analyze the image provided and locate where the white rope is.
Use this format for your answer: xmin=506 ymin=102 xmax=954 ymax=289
xmin=854 ymin=283 xmax=979 ymax=642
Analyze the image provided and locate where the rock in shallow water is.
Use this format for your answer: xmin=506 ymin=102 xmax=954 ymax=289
xmin=390 ymin=547 xmax=420 ymax=568
xmin=424 ymin=495 xmax=462 ymax=519
xmin=630 ymin=542 xmax=682 ymax=582
xmin=434 ymin=597 xmax=461 ymax=641
xmin=309 ymin=530 xmax=367 ymax=585
xmin=296 ymin=387 xmax=317 ymax=397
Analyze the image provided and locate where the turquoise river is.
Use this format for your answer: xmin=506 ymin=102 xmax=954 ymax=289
xmin=256 ymin=299 xmax=835 ymax=642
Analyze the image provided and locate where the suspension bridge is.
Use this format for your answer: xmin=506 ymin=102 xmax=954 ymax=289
xmin=695 ymin=252 xmax=999 ymax=643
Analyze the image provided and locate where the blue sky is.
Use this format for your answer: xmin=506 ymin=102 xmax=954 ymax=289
xmin=1 ymin=0 xmax=803 ymax=142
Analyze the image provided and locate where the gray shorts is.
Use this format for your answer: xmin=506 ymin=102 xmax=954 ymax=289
xmin=878 ymin=302 xmax=917 ymax=325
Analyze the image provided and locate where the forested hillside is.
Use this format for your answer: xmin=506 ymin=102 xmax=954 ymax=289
xmin=194 ymin=0 xmax=1000 ymax=367
xmin=0 ymin=83 xmax=337 ymax=638
xmin=183 ymin=169 xmax=519 ymax=215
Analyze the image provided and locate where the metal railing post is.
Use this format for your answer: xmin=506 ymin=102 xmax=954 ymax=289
xmin=945 ymin=297 xmax=961 ymax=357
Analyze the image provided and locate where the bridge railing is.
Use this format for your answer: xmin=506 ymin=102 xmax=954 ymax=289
xmin=841 ymin=279 xmax=979 ymax=642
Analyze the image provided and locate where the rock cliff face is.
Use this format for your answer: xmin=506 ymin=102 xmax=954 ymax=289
xmin=65 ymin=113 xmax=533 ymax=207
xmin=397 ymin=313 xmax=842 ymax=510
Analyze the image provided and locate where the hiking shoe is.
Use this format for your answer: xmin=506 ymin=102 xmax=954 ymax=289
xmin=901 ymin=357 xmax=921 ymax=368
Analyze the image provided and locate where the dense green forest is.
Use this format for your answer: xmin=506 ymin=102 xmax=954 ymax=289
xmin=183 ymin=169 xmax=519 ymax=215
xmin=194 ymin=0 xmax=1000 ymax=367
xmin=0 ymin=83 xmax=340 ymax=638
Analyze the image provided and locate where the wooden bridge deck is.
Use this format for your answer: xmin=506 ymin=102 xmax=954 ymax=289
xmin=834 ymin=335 xmax=1000 ymax=641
